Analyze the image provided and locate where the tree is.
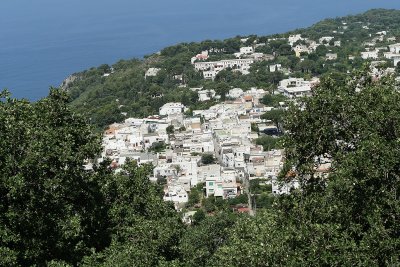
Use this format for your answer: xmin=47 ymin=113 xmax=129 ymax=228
xmin=250 ymin=122 xmax=259 ymax=133
xmin=212 ymin=70 xmax=400 ymax=266
xmin=255 ymin=136 xmax=282 ymax=151
xmin=214 ymin=82 xmax=230 ymax=101
xmin=0 ymin=89 xmax=111 ymax=266
xmin=82 ymin=161 xmax=184 ymax=267
xmin=315 ymin=44 xmax=328 ymax=56
xmin=166 ymin=125 xmax=175 ymax=134
xmin=149 ymin=141 xmax=167 ymax=152
xmin=192 ymin=209 xmax=206 ymax=225
xmin=179 ymin=213 xmax=237 ymax=266
xmin=201 ymin=153 xmax=215 ymax=165
xmin=187 ymin=189 xmax=201 ymax=207
xmin=261 ymin=94 xmax=286 ymax=107
xmin=261 ymin=108 xmax=285 ymax=127
xmin=0 ymin=89 xmax=185 ymax=266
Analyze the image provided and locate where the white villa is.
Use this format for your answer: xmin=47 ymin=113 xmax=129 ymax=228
xmin=159 ymin=102 xmax=186 ymax=116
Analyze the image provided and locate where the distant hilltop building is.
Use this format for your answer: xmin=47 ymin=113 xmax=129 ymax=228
xmin=234 ymin=46 xmax=254 ymax=57
xmin=191 ymin=50 xmax=209 ymax=64
xmin=288 ymin=34 xmax=303 ymax=45
xmin=361 ymin=50 xmax=379 ymax=60
xmin=194 ymin=58 xmax=255 ymax=80
xmin=145 ymin=67 xmax=161 ymax=79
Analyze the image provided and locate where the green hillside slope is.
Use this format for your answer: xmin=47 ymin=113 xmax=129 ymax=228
xmin=67 ymin=9 xmax=400 ymax=128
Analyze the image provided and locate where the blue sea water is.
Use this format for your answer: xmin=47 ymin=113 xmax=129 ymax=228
xmin=1 ymin=0 xmax=400 ymax=100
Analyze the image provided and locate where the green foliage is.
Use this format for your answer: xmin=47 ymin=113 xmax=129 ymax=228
xmin=261 ymin=93 xmax=286 ymax=107
xmin=149 ymin=141 xmax=167 ymax=152
xmin=255 ymin=136 xmax=282 ymax=151
xmin=166 ymin=125 xmax=175 ymax=134
xmin=250 ymin=122 xmax=259 ymax=133
xmin=83 ymin=161 xmax=184 ymax=267
xmin=187 ymin=188 xmax=201 ymax=207
xmin=261 ymin=108 xmax=285 ymax=126
xmin=0 ymin=90 xmax=184 ymax=266
xmin=192 ymin=209 xmax=206 ymax=225
xmin=201 ymin=153 xmax=215 ymax=165
xmin=0 ymin=89 xmax=110 ymax=265
xmin=210 ymin=71 xmax=400 ymax=265
xmin=254 ymin=193 xmax=275 ymax=209
xmin=179 ymin=212 xmax=238 ymax=267
xmin=67 ymin=9 xmax=400 ymax=131
xmin=202 ymin=196 xmax=217 ymax=213
xmin=226 ymin=193 xmax=248 ymax=206
xmin=249 ymin=179 xmax=272 ymax=194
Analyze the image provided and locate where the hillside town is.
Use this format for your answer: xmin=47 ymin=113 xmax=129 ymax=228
xmin=98 ymin=26 xmax=400 ymax=212
xmin=100 ymin=88 xmax=291 ymax=210
xmin=99 ymin=27 xmax=400 ymax=211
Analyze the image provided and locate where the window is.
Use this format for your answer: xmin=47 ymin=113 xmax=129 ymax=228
xmin=209 ymin=182 xmax=214 ymax=186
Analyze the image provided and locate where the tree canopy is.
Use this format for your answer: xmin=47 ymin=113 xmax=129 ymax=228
xmin=211 ymin=71 xmax=400 ymax=266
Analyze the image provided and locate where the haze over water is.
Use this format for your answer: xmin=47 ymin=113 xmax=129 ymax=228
xmin=1 ymin=0 xmax=400 ymax=100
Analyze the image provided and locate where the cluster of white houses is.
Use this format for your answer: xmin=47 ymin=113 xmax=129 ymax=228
xmin=358 ymin=32 xmax=400 ymax=67
xmin=100 ymin=88 xmax=302 ymax=209
xmin=106 ymin=26 xmax=400 ymax=210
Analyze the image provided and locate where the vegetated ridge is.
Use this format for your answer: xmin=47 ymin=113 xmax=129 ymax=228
xmin=67 ymin=9 xmax=400 ymax=128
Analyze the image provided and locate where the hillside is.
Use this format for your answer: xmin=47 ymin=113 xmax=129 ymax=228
xmin=2 ymin=8 xmax=400 ymax=266
xmin=66 ymin=9 xmax=400 ymax=128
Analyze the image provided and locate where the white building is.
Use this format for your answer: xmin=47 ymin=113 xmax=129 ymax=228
xmin=194 ymin=58 xmax=255 ymax=71
xmin=198 ymin=164 xmax=221 ymax=183
xmin=361 ymin=51 xmax=379 ymax=60
xmin=194 ymin=58 xmax=257 ymax=80
xmin=293 ymin=45 xmax=309 ymax=57
xmin=198 ymin=89 xmax=216 ymax=101
xmin=163 ymin=184 xmax=188 ymax=204
xmin=264 ymin=149 xmax=284 ymax=177
xmin=279 ymin=78 xmax=308 ymax=88
xmin=269 ymin=64 xmax=282 ymax=72
xmin=159 ymin=102 xmax=186 ymax=116
xmin=281 ymin=86 xmax=312 ymax=99
xmin=383 ymin=52 xmax=400 ymax=59
xmin=326 ymin=53 xmax=338 ymax=60
xmin=394 ymin=57 xmax=400 ymax=67
xmin=203 ymin=70 xmax=218 ymax=80
xmin=288 ymin=34 xmax=303 ymax=45
xmin=389 ymin=43 xmax=400 ymax=54
xmin=145 ymin=68 xmax=161 ymax=78
xmin=240 ymin=46 xmax=254 ymax=54
xmin=227 ymin=88 xmax=244 ymax=99
xmin=272 ymin=177 xmax=300 ymax=195
xmin=205 ymin=170 xmax=238 ymax=199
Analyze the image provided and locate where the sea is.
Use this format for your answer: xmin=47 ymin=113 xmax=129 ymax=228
xmin=1 ymin=0 xmax=400 ymax=100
